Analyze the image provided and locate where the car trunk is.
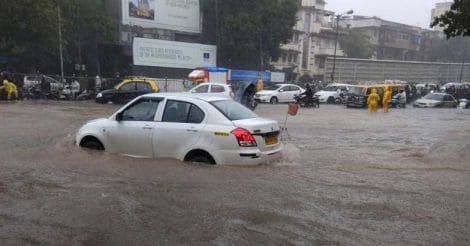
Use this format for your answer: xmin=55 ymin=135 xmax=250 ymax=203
xmin=232 ymin=118 xmax=281 ymax=151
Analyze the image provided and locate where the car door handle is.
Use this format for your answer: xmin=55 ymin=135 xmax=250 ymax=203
xmin=186 ymin=129 xmax=198 ymax=133
xmin=142 ymin=125 xmax=153 ymax=130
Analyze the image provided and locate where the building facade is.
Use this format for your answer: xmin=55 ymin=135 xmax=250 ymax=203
xmin=271 ymin=0 xmax=345 ymax=82
xmin=341 ymin=16 xmax=423 ymax=61
xmin=431 ymin=2 xmax=453 ymax=32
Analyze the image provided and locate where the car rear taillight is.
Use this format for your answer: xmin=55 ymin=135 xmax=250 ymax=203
xmin=231 ymin=128 xmax=257 ymax=147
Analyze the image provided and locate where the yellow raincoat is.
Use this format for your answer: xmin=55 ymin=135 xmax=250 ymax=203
xmin=383 ymin=86 xmax=392 ymax=113
xmin=367 ymin=88 xmax=379 ymax=113
xmin=0 ymin=80 xmax=18 ymax=100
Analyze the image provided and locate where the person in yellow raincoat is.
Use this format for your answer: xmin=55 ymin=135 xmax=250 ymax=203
xmin=383 ymin=86 xmax=392 ymax=113
xmin=367 ymin=88 xmax=379 ymax=113
xmin=0 ymin=80 xmax=18 ymax=101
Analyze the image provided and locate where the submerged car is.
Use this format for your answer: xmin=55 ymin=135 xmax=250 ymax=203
xmin=413 ymin=93 xmax=458 ymax=108
xmin=77 ymin=93 xmax=282 ymax=165
xmin=255 ymin=84 xmax=305 ymax=104
xmin=95 ymin=78 xmax=160 ymax=104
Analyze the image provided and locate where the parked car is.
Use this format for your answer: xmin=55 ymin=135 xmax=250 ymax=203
xmin=413 ymin=93 xmax=458 ymax=108
xmin=314 ymin=83 xmax=351 ymax=104
xmin=77 ymin=93 xmax=282 ymax=165
xmin=255 ymin=84 xmax=305 ymax=104
xmin=95 ymin=77 xmax=160 ymax=104
xmin=188 ymin=82 xmax=234 ymax=98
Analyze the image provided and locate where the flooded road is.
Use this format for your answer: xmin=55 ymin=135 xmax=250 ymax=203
xmin=1 ymin=101 xmax=469 ymax=245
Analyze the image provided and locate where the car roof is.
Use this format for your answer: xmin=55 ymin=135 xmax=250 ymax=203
xmin=196 ymin=82 xmax=230 ymax=87
xmin=143 ymin=92 xmax=230 ymax=102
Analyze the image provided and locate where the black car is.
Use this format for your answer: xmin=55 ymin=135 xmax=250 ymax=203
xmin=95 ymin=79 xmax=160 ymax=104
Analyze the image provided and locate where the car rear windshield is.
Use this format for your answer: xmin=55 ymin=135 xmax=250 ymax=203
xmin=210 ymin=100 xmax=257 ymax=121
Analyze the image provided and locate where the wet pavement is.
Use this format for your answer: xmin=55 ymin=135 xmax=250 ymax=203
xmin=0 ymin=100 xmax=469 ymax=245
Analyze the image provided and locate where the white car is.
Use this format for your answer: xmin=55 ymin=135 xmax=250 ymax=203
xmin=413 ymin=93 xmax=458 ymax=108
xmin=76 ymin=93 xmax=282 ymax=165
xmin=255 ymin=84 xmax=305 ymax=104
xmin=188 ymin=83 xmax=234 ymax=98
xmin=314 ymin=83 xmax=351 ymax=104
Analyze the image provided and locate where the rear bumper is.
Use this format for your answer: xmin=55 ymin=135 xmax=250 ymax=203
xmin=214 ymin=145 xmax=283 ymax=165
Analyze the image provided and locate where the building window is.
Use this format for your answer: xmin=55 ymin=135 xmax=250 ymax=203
xmin=315 ymin=56 xmax=326 ymax=68
xmin=293 ymin=54 xmax=298 ymax=63
xmin=282 ymin=54 xmax=287 ymax=63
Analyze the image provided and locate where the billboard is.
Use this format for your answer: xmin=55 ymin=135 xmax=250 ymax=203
xmin=122 ymin=0 xmax=201 ymax=33
xmin=133 ymin=38 xmax=217 ymax=69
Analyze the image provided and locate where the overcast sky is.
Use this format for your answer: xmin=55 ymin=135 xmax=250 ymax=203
xmin=325 ymin=0 xmax=453 ymax=29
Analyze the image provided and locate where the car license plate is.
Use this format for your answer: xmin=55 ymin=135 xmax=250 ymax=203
xmin=264 ymin=134 xmax=278 ymax=145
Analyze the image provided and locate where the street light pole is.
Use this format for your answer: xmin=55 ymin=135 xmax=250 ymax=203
xmin=57 ymin=6 xmax=64 ymax=83
xmin=329 ymin=10 xmax=353 ymax=82
xmin=331 ymin=16 xmax=340 ymax=82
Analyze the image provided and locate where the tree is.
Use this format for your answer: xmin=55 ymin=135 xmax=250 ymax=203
xmin=0 ymin=0 xmax=116 ymax=74
xmin=202 ymin=0 xmax=298 ymax=70
xmin=339 ymin=29 xmax=373 ymax=59
xmin=431 ymin=0 xmax=470 ymax=38
xmin=0 ymin=0 xmax=61 ymax=72
xmin=60 ymin=0 xmax=116 ymax=75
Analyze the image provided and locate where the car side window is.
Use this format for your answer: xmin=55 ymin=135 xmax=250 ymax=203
xmin=280 ymin=86 xmax=287 ymax=92
xmin=193 ymin=85 xmax=209 ymax=93
xmin=210 ymin=85 xmax=225 ymax=93
xmin=136 ymin=82 xmax=153 ymax=92
xmin=121 ymin=98 xmax=160 ymax=122
xmin=188 ymin=105 xmax=205 ymax=123
xmin=120 ymin=83 xmax=135 ymax=91
xmin=444 ymin=95 xmax=453 ymax=101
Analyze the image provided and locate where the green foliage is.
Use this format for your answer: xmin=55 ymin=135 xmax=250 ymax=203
xmin=212 ymin=0 xmax=298 ymax=70
xmin=0 ymin=0 xmax=116 ymax=73
xmin=431 ymin=0 xmax=470 ymax=38
xmin=421 ymin=36 xmax=470 ymax=63
xmin=339 ymin=29 xmax=373 ymax=59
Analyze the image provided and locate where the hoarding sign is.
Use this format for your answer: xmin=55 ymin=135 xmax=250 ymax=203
xmin=230 ymin=70 xmax=271 ymax=81
xmin=133 ymin=38 xmax=216 ymax=69
xmin=122 ymin=0 xmax=201 ymax=33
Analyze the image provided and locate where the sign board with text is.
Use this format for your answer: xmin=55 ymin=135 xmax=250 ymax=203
xmin=133 ymin=38 xmax=217 ymax=69
xmin=122 ymin=0 xmax=201 ymax=33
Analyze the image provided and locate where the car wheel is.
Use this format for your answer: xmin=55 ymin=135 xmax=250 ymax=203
xmin=327 ymin=97 xmax=335 ymax=104
xmin=185 ymin=150 xmax=216 ymax=165
xmin=80 ymin=137 xmax=104 ymax=150
xmin=270 ymin=97 xmax=279 ymax=104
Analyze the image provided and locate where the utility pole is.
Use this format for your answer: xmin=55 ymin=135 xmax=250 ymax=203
xmin=327 ymin=10 xmax=353 ymax=82
xmin=459 ymin=44 xmax=467 ymax=83
xmin=57 ymin=6 xmax=64 ymax=83
xmin=215 ymin=0 xmax=219 ymax=66
xmin=331 ymin=16 xmax=340 ymax=82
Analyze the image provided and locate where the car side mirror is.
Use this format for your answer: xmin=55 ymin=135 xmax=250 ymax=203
xmin=116 ymin=112 xmax=123 ymax=122
xmin=279 ymin=89 xmax=284 ymax=92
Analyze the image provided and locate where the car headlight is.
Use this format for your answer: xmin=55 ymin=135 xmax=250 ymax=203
xmin=96 ymin=93 xmax=103 ymax=98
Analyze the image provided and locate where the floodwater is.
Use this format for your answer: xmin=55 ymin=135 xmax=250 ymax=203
xmin=0 ymin=101 xmax=469 ymax=245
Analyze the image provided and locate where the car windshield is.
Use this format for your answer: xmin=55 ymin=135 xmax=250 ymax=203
xmin=210 ymin=100 xmax=257 ymax=121
xmin=263 ymin=85 xmax=281 ymax=91
xmin=348 ymin=87 xmax=365 ymax=95
xmin=424 ymin=93 xmax=445 ymax=101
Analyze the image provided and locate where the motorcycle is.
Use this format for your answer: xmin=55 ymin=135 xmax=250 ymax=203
xmin=294 ymin=94 xmax=320 ymax=108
